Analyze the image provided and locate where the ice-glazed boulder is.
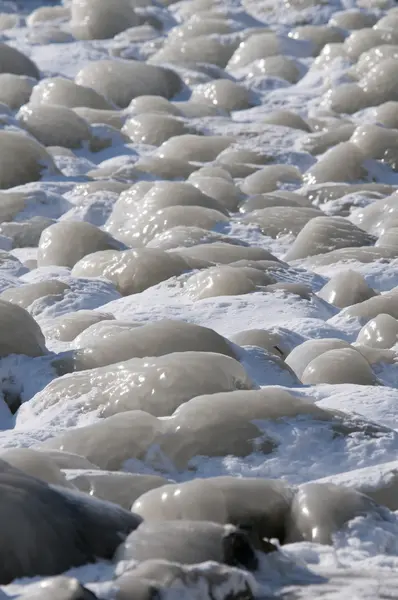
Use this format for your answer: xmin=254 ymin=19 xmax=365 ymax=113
xmin=71 ymin=248 xmax=192 ymax=295
xmin=30 ymin=77 xmax=113 ymax=110
xmin=285 ymin=483 xmax=383 ymax=544
xmin=344 ymin=29 xmax=398 ymax=62
xmin=114 ymin=560 xmax=257 ymax=600
xmin=317 ymin=271 xmax=378 ymax=308
xmin=29 ymin=351 xmax=253 ymax=418
xmin=188 ymin=176 xmax=242 ymax=211
xmin=240 ymin=165 xmax=302 ymax=195
xmin=262 ymin=110 xmax=310 ymax=131
xmin=70 ymin=0 xmax=141 ymax=40
xmin=70 ymin=320 xmax=238 ymax=371
xmin=230 ymin=328 xmax=297 ymax=358
xmin=127 ymin=95 xmax=183 ymax=116
xmin=227 ymin=32 xmax=311 ymax=70
xmin=173 ymin=242 xmax=280 ymax=265
xmin=67 ymin=471 xmax=168 ymax=510
xmin=185 ymin=265 xmax=274 ymax=300
xmin=350 ymin=124 xmax=398 ymax=168
xmin=110 ymin=181 xmax=228 ymax=229
xmin=248 ymin=55 xmax=303 ymax=83
xmin=27 ymin=5 xmax=70 ymax=26
xmin=351 ymin=193 xmax=398 ymax=235
xmin=132 ymin=477 xmax=293 ymax=544
xmin=0 ymin=217 xmax=55 ymax=248
xmin=377 ymin=226 xmax=398 ymax=249
xmin=242 ymin=207 xmax=322 ymax=238
xmin=285 ymin=339 xmax=352 ymax=379
xmin=72 ymin=320 xmax=142 ymax=348
xmin=110 ymin=205 xmax=229 ymax=246
xmin=357 ymin=314 xmax=398 ymax=349
xmin=291 ymin=25 xmax=345 ymax=56
xmin=0 ymin=131 xmax=58 ymax=189
xmin=285 ymin=217 xmax=376 ymax=261
xmin=342 ymin=290 xmax=398 ymax=321
xmin=373 ymin=101 xmax=398 ymax=128
xmin=37 ymin=221 xmax=124 ymax=269
xmin=329 ymin=9 xmax=377 ymax=30
xmin=190 ymin=79 xmax=254 ymax=112
xmin=115 ymin=521 xmax=259 ymax=570
xmin=353 ymin=343 xmax=397 ymax=367
xmin=156 ymin=134 xmax=234 ymax=163
xmin=157 ymin=389 xmax=372 ymax=470
xmin=42 ymin=411 xmax=165 ymax=470
xmin=27 ymin=28 xmax=75 ymax=45
xmin=122 ymin=113 xmax=191 ymax=146
xmin=147 ymin=227 xmax=242 ymax=250
xmin=299 ymin=124 xmax=355 ymax=155
xmin=321 ymin=83 xmax=370 ymax=114
xmin=0 ymin=460 xmax=140 ymax=584
xmin=0 ymin=13 xmax=20 ymax=30
xmin=359 ymin=58 xmax=398 ymax=106
xmin=20 ymin=576 xmax=97 ymax=600
xmin=75 ymin=60 xmax=183 ymax=108
xmin=353 ymin=46 xmax=398 ymax=81
xmin=45 ymin=310 xmax=115 ymax=342
xmin=374 ymin=12 xmax=398 ymax=31
xmin=217 ymin=148 xmax=270 ymax=174
xmin=0 ymin=43 xmax=39 ymax=78
xmin=0 ymin=448 xmax=73 ymax=488
xmin=150 ymin=36 xmax=237 ymax=69
xmin=0 ymin=74 xmax=35 ymax=110
xmin=0 ymin=280 xmax=70 ymax=310
xmin=132 ymin=156 xmax=196 ymax=180
xmin=301 ymin=347 xmax=378 ymax=385
xmin=304 ymin=143 xmax=367 ymax=185
xmin=0 ymin=299 xmax=47 ymax=357
xmin=18 ymin=104 xmax=92 ymax=149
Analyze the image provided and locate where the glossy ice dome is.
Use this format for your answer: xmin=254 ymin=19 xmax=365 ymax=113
xmin=26 ymin=351 xmax=253 ymax=419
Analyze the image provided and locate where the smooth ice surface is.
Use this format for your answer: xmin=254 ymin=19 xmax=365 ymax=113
xmin=132 ymin=477 xmax=294 ymax=543
xmin=115 ymin=520 xmax=258 ymax=569
xmin=285 ymin=483 xmax=384 ymax=544
xmin=21 ymin=351 xmax=253 ymax=421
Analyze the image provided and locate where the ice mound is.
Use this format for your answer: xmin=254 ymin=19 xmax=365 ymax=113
xmin=37 ymin=221 xmax=125 ymax=268
xmin=0 ymin=459 xmax=140 ymax=584
xmin=25 ymin=351 xmax=253 ymax=419
xmin=0 ymin=131 xmax=58 ymax=189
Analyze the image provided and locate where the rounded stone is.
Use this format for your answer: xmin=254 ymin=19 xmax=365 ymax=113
xmin=0 ymin=131 xmax=58 ymax=189
xmin=37 ymin=221 xmax=124 ymax=269
xmin=18 ymin=104 xmax=92 ymax=149
xmin=75 ymin=60 xmax=183 ymax=108
xmin=318 ymin=270 xmax=378 ymax=308
xmin=357 ymin=314 xmax=398 ymax=349
xmin=30 ymin=77 xmax=113 ymax=110
xmin=0 ymin=74 xmax=36 ymax=110
xmin=301 ymin=347 xmax=378 ymax=385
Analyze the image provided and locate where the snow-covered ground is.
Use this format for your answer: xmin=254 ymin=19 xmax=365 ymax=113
xmin=0 ymin=0 xmax=398 ymax=598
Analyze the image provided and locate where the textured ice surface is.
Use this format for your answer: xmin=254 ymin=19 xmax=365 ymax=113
xmin=3 ymin=0 xmax=398 ymax=598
